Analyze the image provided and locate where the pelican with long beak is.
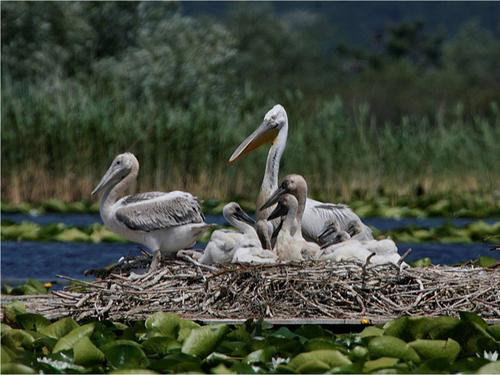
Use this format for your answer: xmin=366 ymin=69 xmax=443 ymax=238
xmin=92 ymin=152 xmax=212 ymax=273
xmin=261 ymin=174 xmax=373 ymax=244
xmin=199 ymin=202 xmax=263 ymax=264
xmin=229 ymin=105 xmax=373 ymax=243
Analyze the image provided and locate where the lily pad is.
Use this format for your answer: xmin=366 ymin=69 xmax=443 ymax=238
xmin=363 ymin=357 xmax=399 ymax=372
xmin=145 ymin=312 xmax=181 ymax=338
xmin=182 ymin=324 xmax=228 ymax=358
xmin=53 ymin=323 xmax=96 ymax=352
xmin=288 ymin=349 xmax=351 ymax=370
xmin=73 ymin=336 xmax=105 ymax=365
xmin=477 ymin=360 xmax=500 ymax=374
xmin=141 ymin=336 xmax=181 ymax=357
xmin=368 ymin=336 xmax=420 ymax=363
xmin=4 ymin=301 xmax=27 ymax=323
xmin=1 ymin=363 xmax=36 ymax=374
xmin=39 ymin=317 xmax=79 ymax=339
xmin=408 ymin=338 xmax=461 ymax=361
xmin=16 ymin=313 xmax=50 ymax=332
xmin=359 ymin=326 xmax=384 ymax=338
xmin=103 ymin=340 xmax=149 ymax=369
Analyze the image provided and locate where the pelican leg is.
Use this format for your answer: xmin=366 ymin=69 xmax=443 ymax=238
xmin=149 ymin=249 xmax=161 ymax=273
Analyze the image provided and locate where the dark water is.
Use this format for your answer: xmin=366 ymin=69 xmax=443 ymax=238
xmin=2 ymin=212 xmax=499 ymax=230
xmin=1 ymin=241 xmax=498 ymax=285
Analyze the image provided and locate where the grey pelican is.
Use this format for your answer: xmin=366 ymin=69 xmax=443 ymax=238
xmin=199 ymin=202 xmax=261 ymax=264
xmin=91 ymin=152 xmax=212 ymax=272
xmin=229 ymin=105 xmax=373 ymax=243
xmin=261 ymin=174 xmax=373 ymax=244
xmin=318 ymin=218 xmax=372 ymax=245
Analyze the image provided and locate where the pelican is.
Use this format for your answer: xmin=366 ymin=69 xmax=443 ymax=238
xmin=268 ymin=194 xmax=305 ymax=262
xmin=229 ymin=105 xmax=373 ymax=243
xmin=91 ymin=152 xmax=212 ymax=273
xmin=232 ymin=247 xmax=277 ymax=264
xmin=319 ymin=218 xmax=372 ymax=245
xmin=199 ymin=202 xmax=261 ymax=264
xmin=261 ymin=174 xmax=373 ymax=244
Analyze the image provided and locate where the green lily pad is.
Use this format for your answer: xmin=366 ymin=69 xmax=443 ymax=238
xmin=145 ymin=312 xmax=181 ymax=338
xmin=177 ymin=319 xmax=201 ymax=342
xmin=1 ymin=363 xmax=36 ymax=374
xmin=363 ymin=357 xmax=399 ymax=372
xmin=408 ymin=338 xmax=461 ymax=361
xmin=368 ymin=336 xmax=420 ymax=363
xmin=359 ymin=326 xmax=384 ymax=338
xmin=244 ymin=348 xmax=276 ymax=364
xmin=349 ymin=345 xmax=369 ymax=360
xmin=73 ymin=336 xmax=105 ymax=365
xmin=477 ymin=360 xmax=500 ymax=374
xmin=182 ymin=324 xmax=228 ymax=358
xmin=486 ymin=324 xmax=500 ymax=340
xmin=16 ymin=313 xmax=50 ymax=332
xmin=3 ymin=301 xmax=27 ymax=323
xmin=2 ymin=329 xmax=34 ymax=352
xmin=288 ymin=349 xmax=351 ymax=370
xmin=103 ymin=340 xmax=149 ymax=369
xmin=148 ymin=352 xmax=201 ymax=373
xmin=142 ymin=336 xmax=181 ymax=356
xmin=295 ymin=359 xmax=331 ymax=373
xmin=53 ymin=323 xmax=96 ymax=352
xmin=39 ymin=317 xmax=79 ymax=339
xmin=110 ymin=370 xmax=158 ymax=374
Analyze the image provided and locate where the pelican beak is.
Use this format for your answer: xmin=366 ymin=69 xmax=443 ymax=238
xmin=260 ymin=187 xmax=287 ymax=211
xmin=271 ymin=219 xmax=283 ymax=239
xmin=91 ymin=165 xmax=120 ymax=197
xmin=229 ymin=122 xmax=278 ymax=163
xmin=320 ymin=239 xmax=337 ymax=250
xmin=268 ymin=201 xmax=288 ymax=221
xmin=234 ymin=210 xmax=256 ymax=225
xmin=318 ymin=226 xmax=336 ymax=242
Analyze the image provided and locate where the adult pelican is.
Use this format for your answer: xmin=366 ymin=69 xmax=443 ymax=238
xmin=92 ymin=152 xmax=212 ymax=273
xmin=229 ymin=105 xmax=373 ymax=243
xmin=261 ymin=174 xmax=373 ymax=244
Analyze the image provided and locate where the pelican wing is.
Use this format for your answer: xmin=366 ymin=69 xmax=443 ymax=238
xmin=302 ymin=198 xmax=373 ymax=242
xmin=116 ymin=191 xmax=204 ymax=232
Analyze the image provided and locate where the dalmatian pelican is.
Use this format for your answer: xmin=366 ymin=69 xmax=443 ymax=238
xmin=229 ymin=105 xmax=373 ymax=243
xmin=91 ymin=152 xmax=212 ymax=273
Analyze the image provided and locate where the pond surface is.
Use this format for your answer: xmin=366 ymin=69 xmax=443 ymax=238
xmin=1 ymin=241 xmax=498 ymax=286
xmin=2 ymin=212 xmax=499 ymax=230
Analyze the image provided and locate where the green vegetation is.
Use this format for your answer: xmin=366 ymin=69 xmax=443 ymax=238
xmin=2 ymin=2 xmax=500 ymax=204
xmin=2 ymin=306 xmax=499 ymax=373
xmin=2 ymin=192 xmax=500 ymax=218
xmin=2 ymin=220 xmax=499 ymax=245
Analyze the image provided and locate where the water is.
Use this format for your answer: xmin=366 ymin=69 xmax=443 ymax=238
xmin=2 ymin=213 xmax=499 ymax=230
xmin=1 ymin=241 xmax=498 ymax=285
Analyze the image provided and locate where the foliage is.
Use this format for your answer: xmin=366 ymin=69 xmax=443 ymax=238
xmin=1 ymin=2 xmax=500 ymax=204
xmin=1 ymin=307 xmax=499 ymax=373
xmin=2 ymin=219 xmax=499 ymax=245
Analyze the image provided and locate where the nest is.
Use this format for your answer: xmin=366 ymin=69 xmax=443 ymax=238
xmin=25 ymin=257 xmax=498 ymax=323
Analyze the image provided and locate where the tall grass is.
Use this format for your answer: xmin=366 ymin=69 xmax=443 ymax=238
xmin=2 ymin=78 xmax=499 ymax=204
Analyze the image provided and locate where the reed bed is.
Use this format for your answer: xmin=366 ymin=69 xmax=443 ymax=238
xmin=2 ymin=79 xmax=500 ymax=203
xmin=4 ymin=259 xmax=499 ymax=322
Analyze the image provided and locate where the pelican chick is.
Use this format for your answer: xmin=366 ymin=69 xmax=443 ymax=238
xmin=261 ymin=174 xmax=373 ymax=244
xmin=268 ymin=194 xmax=304 ymax=261
xmin=199 ymin=203 xmax=260 ymax=264
xmin=232 ymin=247 xmax=277 ymax=264
xmin=92 ymin=152 xmax=212 ymax=273
xmin=318 ymin=220 xmax=351 ymax=247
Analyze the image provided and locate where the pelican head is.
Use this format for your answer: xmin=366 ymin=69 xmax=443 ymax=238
xmin=223 ymin=202 xmax=255 ymax=226
xmin=260 ymin=174 xmax=307 ymax=211
xmin=320 ymin=231 xmax=351 ymax=249
xmin=318 ymin=220 xmax=341 ymax=242
xmin=91 ymin=152 xmax=139 ymax=197
xmin=267 ymin=193 xmax=298 ymax=221
xmin=346 ymin=220 xmax=363 ymax=237
xmin=229 ymin=104 xmax=287 ymax=163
